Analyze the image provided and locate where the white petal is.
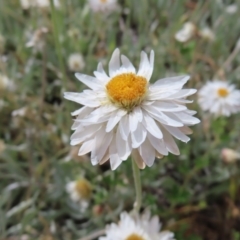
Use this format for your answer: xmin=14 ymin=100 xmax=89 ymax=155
xmin=132 ymin=149 xmax=146 ymax=169
xmin=142 ymin=112 xmax=163 ymax=139
xmin=78 ymin=139 xmax=95 ymax=155
xmin=172 ymin=112 xmax=200 ymax=125
xmin=70 ymin=124 xmax=102 ymax=145
xmin=149 ymin=50 xmax=154 ymax=70
xmin=178 ymin=126 xmax=193 ymax=135
xmin=161 ymin=127 xmax=180 ymax=155
xmin=119 ymin=114 xmax=130 ymax=140
xmin=152 ymin=101 xmax=187 ymax=112
xmin=131 ymin=123 xmax=147 ymax=148
xmin=162 ymin=125 xmax=190 ymax=143
xmin=91 ymin=128 xmax=113 ymax=164
xmin=166 ymin=89 xmax=197 ymax=99
xmin=138 ymin=138 xmax=156 ymax=167
xmin=64 ymin=92 xmax=101 ymax=107
xmin=71 ymin=106 xmax=92 ymax=117
xmin=109 ymin=48 xmax=120 ymax=77
xmin=121 ymin=55 xmax=136 ymax=73
xmin=66 ymin=182 xmax=76 ymax=193
xmin=116 ymin=126 xmax=131 ymax=160
xmin=94 ymin=71 xmax=110 ymax=84
xmin=109 ymin=139 xmax=122 ymax=170
xmin=137 ymin=51 xmax=152 ymax=81
xmin=129 ymin=111 xmax=139 ymax=132
xmin=147 ymin=133 xmax=168 ymax=155
xmin=143 ymin=105 xmax=183 ymax=127
xmin=151 ymin=75 xmax=189 ymax=89
xmin=99 ymin=150 xmax=110 ymax=165
xmin=106 ymin=109 xmax=127 ymax=132
xmin=133 ymin=106 xmax=143 ymax=122
xmin=75 ymin=73 xmax=102 ymax=90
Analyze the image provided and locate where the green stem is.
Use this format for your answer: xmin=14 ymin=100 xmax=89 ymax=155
xmin=50 ymin=0 xmax=67 ymax=90
xmin=131 ymin=157 xmax=142 ymax=212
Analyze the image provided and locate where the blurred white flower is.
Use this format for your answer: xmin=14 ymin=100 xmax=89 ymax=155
xmin=19 ymin=0 xmax=60 ymax=9
xmin=66 ymin=179 xmax=92 ymax=212
xmin=99 ymin=211 xmax=175 ymax=240
xmin=175 ymin=22 xmax=196 ymax=42
xmin=221 ymin=148 xmax=240 ymax=163
xmin=0 ymin=74 xmax=15 ymax=91
xmin=64 ymin=49 xmax=199 ymax=170
xmin=199 ymin=27 xmax=215 ymax=42
xmin=198 ymin=81 xmax=240 ymax=117
xmin=68 ymin=53 xmax=85 ymax=72
xmin=88 ymin=0 xmax=118 ymax=13
xmin=12 ymin=107 xmax=27 ymax=117
xmin=26 ymin=27 xmax=48 ymax=52
xmin=225 ymin=4 xmax=238 ymax=14
xmin=19 ymin=0 xmax=31 ymax=9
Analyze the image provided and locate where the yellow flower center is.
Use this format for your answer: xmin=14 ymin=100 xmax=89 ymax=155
xmin=217 ymin=88 xmax=229 ymax=98
xmin=106 ymin=73 xmax=148 ymax=111
xmin=100 ymin=0 xmax=107 ymax=3
xmin=126 ymin=234 xmax=145 ymax=240
xmin=75 ymin=179 xmax=92 ymax=199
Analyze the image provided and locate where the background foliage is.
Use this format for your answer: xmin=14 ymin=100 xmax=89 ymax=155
xmin=1 ymin=0 xmax=240 ymax=239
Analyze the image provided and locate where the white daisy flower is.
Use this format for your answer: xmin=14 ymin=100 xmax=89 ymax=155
xmin=88 ymin=0 xmax=118 ymax=13
xmin=68 ymin=53 xmax=85 ymax=72
xmin=99 ymin=211 xmax=175 ymax=240
xmin=66 ymin=179 xmax=92 ymax=212
xmin=64 ymin=49 xmax=200 ymax=170
xmin=198 ymin=81 xmax=240 ymax=117
xmin=175 ymin=22 xmax=196 ymax=43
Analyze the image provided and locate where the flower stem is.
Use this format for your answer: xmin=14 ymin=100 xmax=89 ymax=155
xmin=131 ymin=157 xmax=142 ymax=212
xmin=50 ymin=0 xmax=67 ymax=90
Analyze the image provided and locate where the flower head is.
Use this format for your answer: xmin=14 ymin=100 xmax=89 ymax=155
xmin=68 ymin=53 xmax=85 ymax=72
xmin=88 ymin=0 xmax=118 ymax=13
xmin=198 ymin=80 xmax=240 ymax=117
xmin=99 ymin=211 xmax=175 ymax=240
xmin=66 ymin=179 xmax=92 ymax=212
xmin=175 ymin=22 xmax=196 ymax=42
xmin=64 ymin=49 xmax=200 ymax=170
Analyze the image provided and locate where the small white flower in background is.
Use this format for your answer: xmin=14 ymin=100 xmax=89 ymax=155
xmin=199 ymin=27 xmax=215 ymax=42
xmin=19 ymin=0 xmax=31 ymax=9
xmin=0 ymin=74 xmax=15 ymax=91
xmin=26 ymin=27 xmax=48 ymax=52
xmin=198 ymin=81 xmax=240 ymax=117
xmin=64 ymin=49 xmax=200 ymax=170
xmin=99 ymin=211 xmax=175 ymax=240
xmin=175 ymin=22 xmax=196 ymax=42
xmin=34 ymin=0 xmax=61 ymax=9
xmin=88 ymin=0 xmax=118 ymax=13
xmin=66 ymin=179 xmax=92 ymax=212
xmin=12 ymin=107 xmax=27 ymax=117
xmin=225 ymin=4 xmax=238 ymax=14
xmin=68 ymin=53 xmax=85 ymax=72
xmin=19 ymin=0 xmax=60 ymax=10
xmin=221 ymin=148 xmax=240 ymax=164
